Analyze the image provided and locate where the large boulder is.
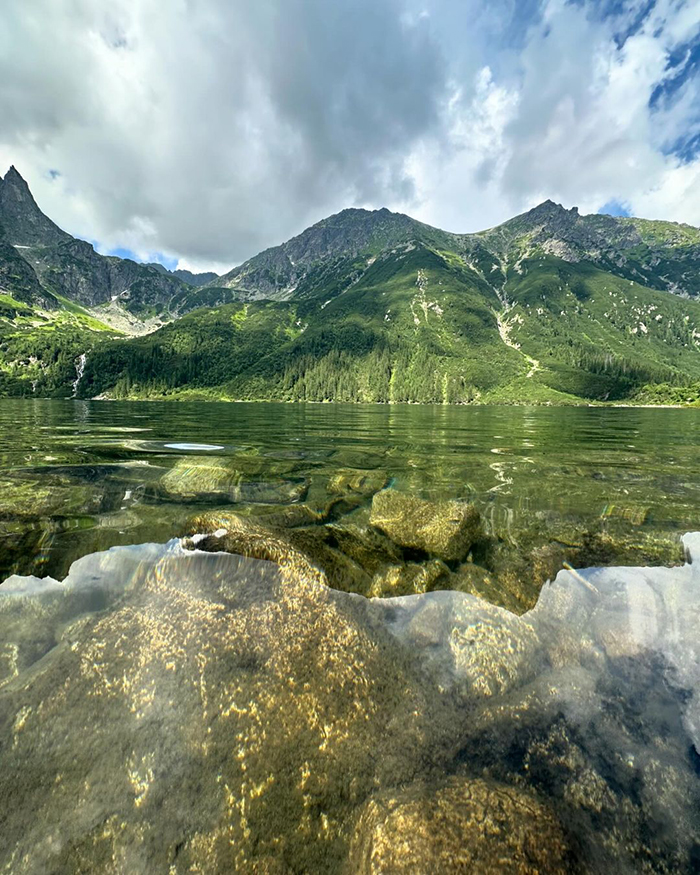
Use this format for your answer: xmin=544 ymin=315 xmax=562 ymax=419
xmin=184 ymin=511 xmax=372 ymax=594
xmin=0 ymin=545 xmax=450 ymax=874
xmin=370 ymin=489 xmax=482 ymax=562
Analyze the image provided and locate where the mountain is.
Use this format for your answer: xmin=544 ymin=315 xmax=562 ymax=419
xmin=184 ymin=198 xmax=700 ymax=308
xmin=474 ymin=199 xmax=700 ymax=298
xmin=0 ymin=168 xmax=188 ymax=320
xmin=80 ymin=205 xmax=700 ymax=405
xmin=0 ymin=166 xmax=71 ymax=248
xmin=1 ymin=165 xmax=700 ymax=404
xmin=146 ymin=263 xmax=219 ymax=287
xmin=207 ymin=207 xmax=454 ymax=301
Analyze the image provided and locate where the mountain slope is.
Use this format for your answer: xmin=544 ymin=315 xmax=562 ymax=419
xmin=1 ymin=165 xmax=700 ymax=404
xmin=80 ymin=243 xmax=528 ymax=402
xmin=80 ymin=238 xmax=700 ymax=405
xmin=472 ymin=200 xmax=700 ymax=298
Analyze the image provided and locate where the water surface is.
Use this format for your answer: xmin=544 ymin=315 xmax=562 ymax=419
xmin=2 ymin=399 xmax=700 ymax=872
xmin=0 ymin=399 xmax=699 ymax=580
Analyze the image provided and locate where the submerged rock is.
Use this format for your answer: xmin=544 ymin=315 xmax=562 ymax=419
xmin=370 ymin=490 xmax=482 ymax=562
xmin=347 ymin=777 xmax=571 ymax=874
xmin=369 ymin=559 xmax=450 ymax=598
xmin=184 ymin=512 xmax=372 ymax=594
xmin=160 ymin=456 xmax=308 ymax=504
xmin=327 ymin=469 xmax=389 ymax=497
xmin=447 ymin=562 xmax=531 ymax=614
xmin=1 ymin=538 xmax=700 ymax=872
xmin=0 ymin=477 xmax=99 ymax=520
xmin=324 ymin=522 xmax=403 ymax=576
xmin=0 ymin=545 xmax=449 ymax=874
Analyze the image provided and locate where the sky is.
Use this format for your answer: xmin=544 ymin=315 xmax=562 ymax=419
xmin=0 ymin=0 xmax=699 ymax=275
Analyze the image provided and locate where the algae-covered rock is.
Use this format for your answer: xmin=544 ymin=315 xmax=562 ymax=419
xmin=347 ymin=777 xmax=571 ymax=874
xmin=184 ymin=512 xmax=372 ymax=594
xmin=325 ymin=522 xmax=403 ymax=576
xmin=160 ymin=456 xmax=308 ymax=504
xmin=0 ymin=477 xmax=100 ymax=520
xmin=0 ymin=546 xmax=449 ymax=874
xmin=327 ymin=469 xmax=389 ymax=497
xmin=448 ymin=562 xmax=531 ymax=614
xmin=576 ymin=528 xmax=685 ymax=568
xmin=370 ymin=490 xmax=482 ymax=561
xmin=369 ymin=559 xmax=450 ymax=598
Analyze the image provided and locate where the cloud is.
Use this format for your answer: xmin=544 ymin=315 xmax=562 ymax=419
xmin=412 ymin=0 xmax=700 ymax=227
xmin=0 ymin=0 xmax=447 ymax=268
xmin=1 ymin=0 xmax=700 ymax=269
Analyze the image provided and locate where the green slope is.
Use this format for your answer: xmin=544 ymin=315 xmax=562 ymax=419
xmin=502 ymin=257 xmax=700 ymax=400
xmin=2 ymin=168 xmax=700 ymax=405
xmin=81 ymin=244 xmax=525 ymax=402
xmin=78 ymin=239 xmax=700 ymax=405
xmin=0 ymin=293 xmax=120 ymax=397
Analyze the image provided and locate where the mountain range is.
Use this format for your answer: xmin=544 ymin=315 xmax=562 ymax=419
xmin=1 ymin=165 xmax=700 ymax=404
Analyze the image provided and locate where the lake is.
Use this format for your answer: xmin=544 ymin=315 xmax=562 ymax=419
xmin=1 ymin=399 xmax=699 ymax=583
xmin=1 ymin=399 xmax=700 ymax=872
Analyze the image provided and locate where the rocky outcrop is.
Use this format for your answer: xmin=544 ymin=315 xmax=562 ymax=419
xmin=0 ymin=166 xmax=70 ymax=247
xmin=0 ymin=167 xmax=188 ymax=311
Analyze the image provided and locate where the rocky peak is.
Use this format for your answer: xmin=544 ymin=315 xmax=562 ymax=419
xmin=0 ymin=165 xmax=71 ymax=247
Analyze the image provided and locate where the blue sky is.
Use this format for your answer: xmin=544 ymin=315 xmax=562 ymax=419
xmin=1 ymin=0 xmax=699 ymax=272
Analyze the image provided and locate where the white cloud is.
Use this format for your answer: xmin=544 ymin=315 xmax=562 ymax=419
xmin=1 ymin=0 xmax=700 ymax=268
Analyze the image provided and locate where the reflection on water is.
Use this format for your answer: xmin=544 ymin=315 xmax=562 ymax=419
xmin=0 ymin=536 xmax=698 ymax=872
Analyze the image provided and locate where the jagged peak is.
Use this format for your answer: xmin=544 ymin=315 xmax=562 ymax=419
xmin=527 ymin=199 xmax=578 ymax=217
xmin=0 ymin=164 xmax=71 ymax=247
xmin=3 ymin=165 xmax=28 ymax=187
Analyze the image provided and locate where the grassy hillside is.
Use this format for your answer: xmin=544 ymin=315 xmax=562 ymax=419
xmin=0 ymin=294 xmax=119 ymax=396
xmin=81 ymin=245 xmax=528 ymax=402
xmin=78 ymin=242 xmax=700 ymax=405
xmin=2 ymin=170 xmax=700 ymax=405
xmin=500 ymin=257 xmax=700 ymax=400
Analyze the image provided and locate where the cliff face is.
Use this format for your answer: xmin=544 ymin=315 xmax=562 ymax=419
xmin=0 ymin=166 xmax=71 ymax=248
xmin=0 ymin=167 xmax=188 ymax=313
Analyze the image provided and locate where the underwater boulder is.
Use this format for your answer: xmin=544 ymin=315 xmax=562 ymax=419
xmin=160 ymin=456 xmax=308 ymax=504
xmin=347 ymin=776 xmax=571 ymax=874
xmin=369 ymin=559 xmax=450 ymax=598
xmin=370 ymin=489 xmax=482 ymax=562
xmin=0 ymin=546 xmax=450 ymax=874
xmin=184 ymin=512 xmax=372 ymax=595
xmin=326 ymin=468 xmax=389 ymax=497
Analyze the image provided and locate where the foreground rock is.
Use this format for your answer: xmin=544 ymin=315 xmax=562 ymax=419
xmin=0 ymin=545 xmax=449 ymax=874
xmin=347 ymin=777 xmax=571 ymax=874
xmin=1 ymin=537 xmax=700 ymax=872
xmin=369 ymin=490 xmax=482 ymax=561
